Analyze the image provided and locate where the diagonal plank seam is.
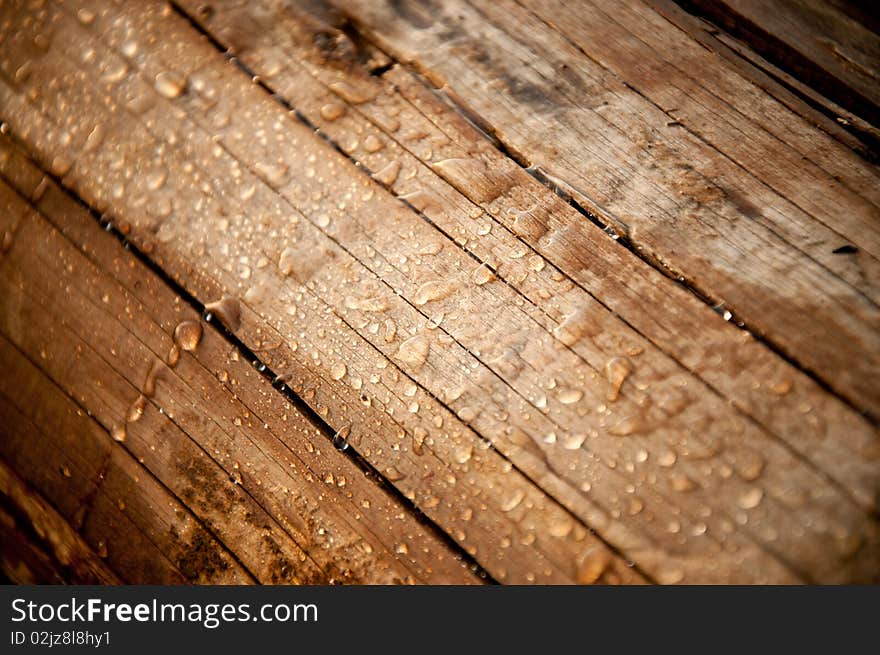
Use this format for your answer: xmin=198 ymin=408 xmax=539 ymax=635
xmin=0 ymin=152 xmax=497 ymax=584
xmin=318 ymin=3 xmax=879 ymax=424
xmin=170 ymin=0 xmax=876 ymax=513
xmin=164 ymin=5 xmax=791 ymax=577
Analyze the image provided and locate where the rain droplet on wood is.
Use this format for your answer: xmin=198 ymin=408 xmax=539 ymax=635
xmin=396 ymin=334 xmax=429 ymax=369
xmin=329 ymin=81 xmax=375 ymax=104
xmin=205 ymin=296 xmax=242 ymax=332
xmin=155 ymin=70 xmax=187 ymax=98
xmin=320 ymin=103 xmax=344 ymax=121
xmin=372 ymin=160 xmax=401 ymax=186
xmin=576 ymin=548 xmax=610 ymax=584
xmin=413 ymin=279 xmax=455 ymax=305
xmin=173 ymin=320 xmax=203 ymax=351
xmin=363 ymin=135 xmax=384 ymax=152
xmin=605 ymin=357 xmax=632 ymax=402
xmin=126 ymin=394 xmax=146 ymax=423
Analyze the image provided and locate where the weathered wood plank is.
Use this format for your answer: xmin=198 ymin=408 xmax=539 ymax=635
xmin=175 ymin=0 xmax=880 ymax=514
xmin=0 ymin=325 xmax=253 ymax=584
xmin=0 ymin=174 xmax=479 ymax=584
xmin=677 ymin=0 xmax=880 ymax=126
xmin=331 ymin=0 xmax=880 ymax=416
xmin=0 ymin=456 xmax=121 ymax=585
xmin=0 ymin=0 xmax=642 ymax=584
xmin=0 ymin=0 xmax=876 ymax=582
xmin=646 ymin=0 xmax=880 ymax=154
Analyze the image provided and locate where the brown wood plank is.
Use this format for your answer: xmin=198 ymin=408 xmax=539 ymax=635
xmin=677 ymin=0 xmax=880 ymax=126
xmin=0 ymin=333 xmax=247 ymax=585
xmin=0 ymin=456 xmax=121 ymax=584
xmin=0 ymin=0 xmax=643 ymax=584
xmin=0 ymin=175 xmax=479 ymax=584
xmin=173 ymin=0 xmax=880 ymax=514
xmin=329 ymin=0 xmax=880 ymax=417
xmin=0 ymin=0 xmax=876 ymax=583
xmin=646 ymin=0 xmax=880 ymax=154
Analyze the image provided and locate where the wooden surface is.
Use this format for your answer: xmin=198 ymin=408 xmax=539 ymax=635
xmin=0 ymin=0 xmax=877 ymax=584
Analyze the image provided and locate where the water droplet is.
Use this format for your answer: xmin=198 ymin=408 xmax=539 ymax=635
xmin=400 ymin=189 xmax=444 ymax=217
xmin=166 ymin=343 xmax=181 ymax=367
xmin=608 ymin=416 xmax=641 ymax=436
xmin=1 ymin=230 xmax=14 ymax=253
xmin=412 ymin=427 xmax=427 ymax=455
xmin=155 ymin=70 xmax=187 ymax=98
xmin=557 ymin=388 xmax=583 ymax=404
xmin=330 ymin=362 xmax=347 ymax=380
xmin=605 ymin=357 xmax=631 ymax=402
xmin=320 ymin=103 xmax=344 ymax=121
xmin=77 ymin=8 xmax=96 ymax=25
xmin=733 ymin=447 xmax=765 ymax=481
xmin=96 ymin=541 xmax=108 ymax=558
xmin=82 ymin=123 xmax=105 ymax=153
xmin=657 ymin=567 xmax=685 ymax=585
xmin=145 ymin=168 xmax=167 ymax=191
xmin=561 ymin=433 xmax=587 ymax=450
xmin=413 ymin=279 xmax=455 ymax=305
xmin=396 ymin=334 xmax=429 ymax=369
xmin=738 ymin=486 xmax=764 ymax=509
xmin=471 ymin=263 xmax=495 ymax=286
xmin=453 ymin=444 xmax=473 ymax=464
xmin=426 ymin=312 xmax=444 ymax=329
xmin=768 ymin=380 xmax=792 ymax=395
xmin=500 ymin=489 xmax=524 ymax=512
xmin=372 ymin=160 xmax=401 ymax=186
xmin=121 ymin=40 xmax=138 ymax=58
xmin=50 ymin=154 xmax=73 ymax=176
xmin=383 ymin=319 xmax=397 ymax=342
xmin=363 ymin=135 xmax=384 ymax=152
xmin=395 ymin=542 xmax=409 ymax=555
xmin=111 ymin=424 xmax=126 ymax=442
xmin=345 ymin=295 xmax=388 ymax=312
xmin=255 ymin=161 xmax=289 ymax=187
xmin=173 ymin=320 xmax=203 ymax=352
xmin=329 ymin=81 xmax=374 ymax=104
xmin=576 ymin=548 xmax=610 ymax=584
xmin=554 ymin=307 xmax=591 ymax=346
xmin=277 ymin=247 xmax=298 ymax=277
xmin=670 ymin=473 xmax=697 ymax=492
xmin=143 ymin=360 xmax=163 ymax=397
xmin=332 ymin=425 xmax=351 ymax=451
xmin=385 ymin=466 xmax=405 ymax=481
xmin=205 ymin=296 xmax=242 ymax=332
xmin=127 ymin=394 xmax=147 ymax=423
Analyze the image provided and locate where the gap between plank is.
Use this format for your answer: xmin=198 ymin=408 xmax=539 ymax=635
xmin=166 ymin=0 xmax=878 ymax=518
xmin=158 ymin=2 xmax=871 ymax=575
xmin=0 ymin=154 xmax=497 ymax=585
xmin=318 ymin=4 xmax=879 ymax=425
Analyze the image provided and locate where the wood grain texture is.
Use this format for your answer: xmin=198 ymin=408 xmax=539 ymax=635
xmin=0 ymin=0 xmax=877 ymax=584
xmin=678 ymin=0 xmax=880 ymax=125
xmin=0 ymin=156 xmax=479 ymax=584
xmin=0 ymin=457 xmax=122 ymax=585
xmin=0 ymin=0 xmax=646 ymax=585
xmin=331 ymin=0 xmax=880 ymax=417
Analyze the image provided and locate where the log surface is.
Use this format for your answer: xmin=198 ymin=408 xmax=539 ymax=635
xmin=0 ymin=0 xmax=877 ymax=584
